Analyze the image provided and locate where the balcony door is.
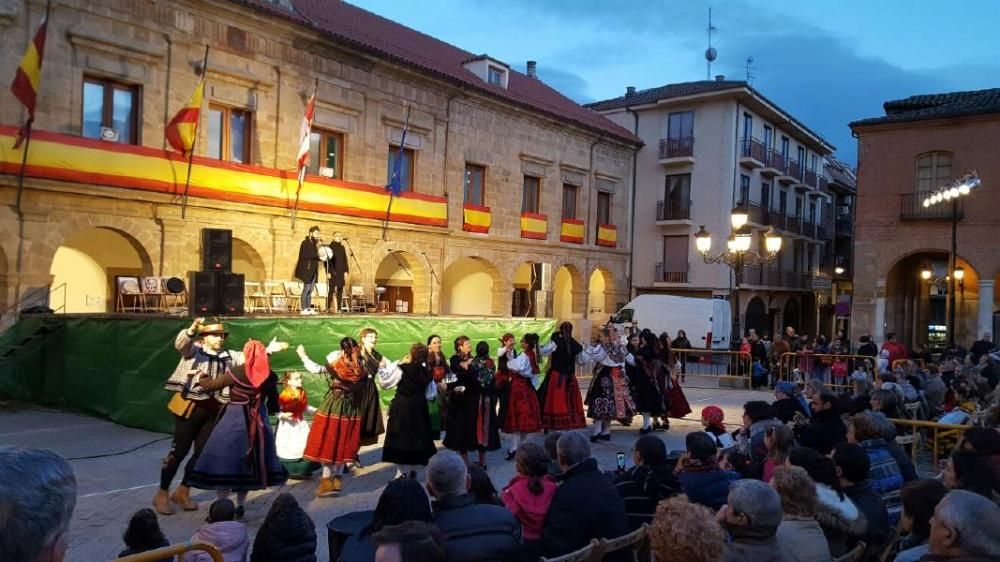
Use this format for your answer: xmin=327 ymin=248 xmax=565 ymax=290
xmin=661 ymin=235 xmax=689 ymax=282
xmin=663 ymin=174 xmax=691 ymax=219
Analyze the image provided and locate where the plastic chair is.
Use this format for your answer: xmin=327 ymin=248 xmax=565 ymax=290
xmin=598 ymin=524 xmax=649 ymax=562
xmin=540 ymin=538 xmax=605 ymax=562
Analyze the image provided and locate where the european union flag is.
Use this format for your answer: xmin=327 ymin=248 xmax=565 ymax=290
xmin=386 ymin=106 xmax=410 ymax=197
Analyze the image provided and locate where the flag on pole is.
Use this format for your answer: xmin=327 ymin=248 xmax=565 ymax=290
xmin=296 ymin=91 xmax=316 ymax=171
xmin=386 ymin=105 xmax=410 ymax=196
xmin=10 ymin=15 xmax=49 ymax=148
xmin=165 ymin=80 xmax=206 ymax=154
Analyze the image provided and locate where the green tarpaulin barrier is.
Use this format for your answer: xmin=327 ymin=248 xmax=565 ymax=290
xmin=0 ymin=315 xmax=555 ymax=433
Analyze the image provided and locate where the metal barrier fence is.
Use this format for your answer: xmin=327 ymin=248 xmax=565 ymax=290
xmin=887 ymin=418 xmax=968 ymax=464
xmin=892 ymin=358 xmax=925 ymax=370
xmin=114 ymin=540 xmax=223 ymax=562
xmin=671 ymin=348 xmax=754 ymax=387
xmin=777 ymin=352 xmax=876 ymax=392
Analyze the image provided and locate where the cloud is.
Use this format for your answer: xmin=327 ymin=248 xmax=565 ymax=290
xmin=533 ymin=66 xmax=595 ymax=104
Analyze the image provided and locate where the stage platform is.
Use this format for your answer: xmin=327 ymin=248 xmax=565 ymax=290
xmin=0 ymin=313 xmax=555 ymax=433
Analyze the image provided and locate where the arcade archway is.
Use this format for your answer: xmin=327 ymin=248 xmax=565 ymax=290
xmin=50 ymin=227 xmax=153 ymax=313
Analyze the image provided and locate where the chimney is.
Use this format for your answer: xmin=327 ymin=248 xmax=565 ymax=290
xmin=715 ymin=75 xmax=726 ymax=82
xmin=526 ymin=60 xmax=537 ymax=78
xmin=625 ymin=86 xmax=636 ymax=97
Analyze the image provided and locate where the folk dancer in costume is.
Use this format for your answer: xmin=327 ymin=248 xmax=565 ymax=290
xmin=275 ymin=371 xmax=319 ymax=479
xmin=426 ymin=334 xmax=455 ymax=440
xmin=661 ymin=334 xmax=692 ymax=422
xmin=537 ymin=322 xmax=587 ymax=431
xmin=155 ymin=318 xmax=282 ymax=515
xmin=470 ymin=341 xmax=502 ymax=459
xmin=583 ymin=326 xmax=637 ymax=442
xmin=187 ymin=340 xmax=291 ymax=519
xmin=498 ymin=333 xmax=556 ymax=460
xmin=381 ymin=343 xmax=438 ymax=479
xmin=445 ymin=336 xmax=500 ymax=467
xmin=293 ymin=225 xmax=324 ymax=315
xmin=631 ymin=331 xmax=668 ymax=435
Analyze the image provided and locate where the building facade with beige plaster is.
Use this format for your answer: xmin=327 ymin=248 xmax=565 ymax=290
xmin=0 ymin=0 xmax=639 ymax=332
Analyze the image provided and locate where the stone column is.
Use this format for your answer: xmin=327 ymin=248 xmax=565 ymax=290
xmin=979 ymin=279 xmax=995 ymax=338
xmin=874 ymin=277 xmax=887 ymax=342
xmin=491 ymin=284 xmax=513 ymax=317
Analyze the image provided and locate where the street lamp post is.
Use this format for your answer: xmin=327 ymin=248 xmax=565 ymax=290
xmin=695 ymin=206 xmax=783 ymax=346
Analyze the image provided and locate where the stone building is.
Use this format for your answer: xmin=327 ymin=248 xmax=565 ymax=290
xmin=0 ymin=0 xmax=639 ymax=332
xmin=850 ymin=88 xmax=1000 ymax=349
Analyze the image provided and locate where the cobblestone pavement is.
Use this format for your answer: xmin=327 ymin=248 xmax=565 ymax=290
xmin=0 ymin=381 xmax=771 ymax=561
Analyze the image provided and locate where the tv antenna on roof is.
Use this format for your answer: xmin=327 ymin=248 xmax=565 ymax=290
xmin=745 ymin=56 xmax=756 ymax=85
xmin=705 ymin=7 xmax=717 ymax=80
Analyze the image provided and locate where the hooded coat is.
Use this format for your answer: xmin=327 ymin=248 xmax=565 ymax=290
xmin=184 ymin=521 xmax=250 ymax=562
xmin=250 ymin=496 xmax=317 ymax=562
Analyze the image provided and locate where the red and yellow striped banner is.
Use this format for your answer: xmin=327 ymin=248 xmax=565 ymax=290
xmin=560 ymin=218 xmax=584 ymax=243
xmin=0 ymin=126 xmax=448 ymax=227
xmin=463 ymin=204 xmax=491 ymax=233
xmin=165 ymin=80 xmax=205 ymax=154
xmin=520 ymin=212 xmax=547 ymax=240
xmin=597 ymin=223 xmax=617 ymax=247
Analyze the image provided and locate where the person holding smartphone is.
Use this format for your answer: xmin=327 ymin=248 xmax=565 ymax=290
xmin=611 ymin=435 xmax=681 ymax=530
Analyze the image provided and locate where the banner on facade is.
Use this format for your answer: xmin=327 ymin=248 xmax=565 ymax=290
xmin=597 ymin=224 xmax=617 ymax=247
xmin=520 ymin=212 xmax=548 ymax=240
xmin=560 ymin=218 xmax=584 ymax=243
xmin=462 ymin=204 xmax=491 ymax=233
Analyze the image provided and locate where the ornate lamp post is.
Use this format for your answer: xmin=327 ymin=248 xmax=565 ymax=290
xmin=695 ymin=206 xmax=783 ymax=345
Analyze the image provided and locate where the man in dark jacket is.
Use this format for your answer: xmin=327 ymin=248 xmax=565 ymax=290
xmin=969 ymin=332 xmax=993 ymax=365
xmin=833 ymin=443 xmax=891 ymax=562
xmin=772 ymin=381 xmax=809 ymax=424
xmin=293 ymin=226 xmax=322 ymax=314
xmin=542 ymin=431 xmax=629 ymax=561
xmin=613 ymin=435 xmax=681 ymax=530
xmin=857 ymin=336 xmax=878 ymax=358
xmin=324 ymin=232 xmax=349 ymax=313
xmin=717 ymin=479 xmax=794 ymax=562
xmin=795 ymin=393 xmax=847 ymax=455
xmin=426 ymin=451 xmax=521 ymax=562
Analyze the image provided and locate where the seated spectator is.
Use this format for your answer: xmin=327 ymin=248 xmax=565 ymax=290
xmin=891 ymin=479 xmax=948 ymax=562
xmin=847 ymin=412 xmax=903 ymax=523
xmin=649 ymin=496 xmax=725 ymax=562
xmin=500 ymin=443 xmax=557 ymax=561
xmin=184 ymin=499 xmax=249 ymax=562
xmin=717 ymin=479 xmax=794 ymax=562
xmin=870 ymin=388 xmax=905 ymax=420
xmin=120 ymin=509 xmax=170 ymax=562
xmin=804 ymin=379 xmax=830 ymax=403
xmin=613 ymin=435 xmax=681 ymax=530
xmin=942 ymin=450 xmax=1000 ymax=503
xmin=796 ymin=393 xmax=847 ymax=455
xmin=250 ymin=493 xmax=316 ymax=562
xmin=849 ymin=377 xmax=874 ymax=415
xmin=0 ymin=447 xmax=77 ymax=562
xmin=923 ymin=365 xmax=947 ymax=415
xmin=788 ymin=447 xmax=866 ymax=558
xmin=701 ymin=405 xmax=735 ymax=448
xmin=541 ymin=431 xmax=629 ymax=562
xmin=426 ymin=450 xmax=521 ymax=562
xmin=926 ymin=490 xmax=1000 ymax=561
xmin=734 ymin=401 xmax=782 ymax=468
xmin=867 ymin=411 xmax=918 ymax=483
xmin=468 ymin=463 xmax=500 ymax=505
xmin=773 ymin=382 xmax=810 ymax=424
xmin=676 ymin=431 xmax=741 ymax=511
xmin=957 ymin=426 xmax=1000 ymax=470
xmin=543 ymin=431 xmax=562 ymax=477
xmin=832 ymin=443 xmax=891 ymax=562
xmin=762 ymin=425 xmax=795 ymax=482
xmin=338 ymin=477 xmax=433 ymax=562
xmin=719 ymin=450 xmax=753 ymax=478
xmin=371 ymin=521 xmax=447 ymax=562
xmin=770 ymin=466 xmax=833 ymax=562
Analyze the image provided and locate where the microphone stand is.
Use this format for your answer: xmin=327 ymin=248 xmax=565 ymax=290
xmin=421 ymin=251 xmax=440 ymax=316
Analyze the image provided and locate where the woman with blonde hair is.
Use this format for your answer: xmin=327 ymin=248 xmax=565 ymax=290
xmin=648 ymin=496 xmax=724 ymax=562
xmin=770 ymin=465 xmax=833 ymax=562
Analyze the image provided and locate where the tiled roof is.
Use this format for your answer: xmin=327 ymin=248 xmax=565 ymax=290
xmin=851 ymin=88 xmax=1000 ymax=127
xmin=824 ymin=156 xmax=856 ymax=190
xmin=234 ymin=0 xmax=640 ymax=145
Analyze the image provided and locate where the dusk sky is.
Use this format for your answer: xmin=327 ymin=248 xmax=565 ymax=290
xmin=354 ymin=0 xmax=1000 ymax=164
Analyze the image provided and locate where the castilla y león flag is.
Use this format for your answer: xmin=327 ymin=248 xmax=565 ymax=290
xmin=165 ymin=80 xmax=206 ymax=154
xmin=10 ymin=15 xmax=49 ymax=148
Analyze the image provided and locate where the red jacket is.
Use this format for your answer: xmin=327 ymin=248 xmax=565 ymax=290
xmin=501 ymin=474 xmax=557 ymax=540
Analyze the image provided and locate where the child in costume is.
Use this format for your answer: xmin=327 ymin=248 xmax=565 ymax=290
xmin=275 ymin=371 xmax=320 ymax=479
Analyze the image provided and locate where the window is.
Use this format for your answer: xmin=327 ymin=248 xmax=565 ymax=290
xmin=761 ymin=183 xmax=771 ymax=208
xmin=562 ymin=184 xmax=578 ymax=219
xmin=662 ymin=235 xmax=688 ymax=280
xmin=668 ymin=111 xmax=694 ymax=140
xmin=207 ymin=104 xmax=251 ymax=163
xmin=793 ymin=241 xmax=802 ymax=273
xmin=487 ymin=66 xmax=504 ymax=86
xmin=82 ymin=77 xmax=139 ymax=144
xmin=809 ymin=202 xmax=816 ymax=223
xmin=763 ymin=125 xmax=773 ymax=152
xmin=916 ymin=152 xmax=952 ymax=192
xmin=743 ymin=112 xmax=753 ymax=140
xmin=596 ymin=191 xmax=611 ymax=225
xmin=522 ymin=175 xmax=541 ymax=213
xmin=795 ymin=196 xmax=803 ymax=218
xmin=781 ymin=136 xmax=789 ymax=159
xmin=779 ymin=190 xmax=788 ymax=214
xmin=464 ymin=164 xmax=486 ymax=206
xmin=386 ymin=145 xmax=415 ymax=192
xmin=739 ymin=175 xmax=750 ymax=204
xmin=664 ymin=174 xmax=691 ymax=208
xmin=308 ymin=130 xmax=344 ymax=179
xmin=810 ymin=154 xmax=818 ymax=172
xmin=796 ymin=146 xmax=806 ymax=171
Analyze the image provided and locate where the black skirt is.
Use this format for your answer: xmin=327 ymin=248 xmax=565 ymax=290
xmin=357 ymin=377 xmax=384 ymax=447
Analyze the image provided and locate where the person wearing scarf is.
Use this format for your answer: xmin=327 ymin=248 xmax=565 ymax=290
xmin=538 ymin=322 xmax=587 ymax=431
xmin=275 ymin=372 xmax=319 ymax=479
xmin=582 ymin=326 xmax=638 ymax=442
xmin=445 ymin=336 xmax=499 ymax=468
xmin=498 ymin=333 xmax=555 ymax=460
xmin=187 ymin=340 xmax=290 ymax=519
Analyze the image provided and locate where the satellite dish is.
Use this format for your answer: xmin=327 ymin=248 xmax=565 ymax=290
xmin=705 ymin=47 xmax=717 ymax=62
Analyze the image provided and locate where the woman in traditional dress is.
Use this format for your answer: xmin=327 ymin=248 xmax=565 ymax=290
xmin=382 ymin=342 xmax=437 ymax=480
xmin=632 ymin=331 xmax=668 ymax=434
xmin=538 ymin=322 xmax=586 ymax=431
xmin=187 ymin=340 xmax=289 ymax=518
xmin=583 ymin=326 xmax=637 ymax=442
xmin=274 ymin=371 xmax=319 ymax=479
xmin=498 ymin=333 xmax=556 ymax=460
xmin=470 ymin=341 xmax=501 ymax=459
xmin=495 ymin=332 xmax=516 ymax=434
xmin=444 ymin=336 xmax=484 ymax=465
xmin=297 ymin=337 xmax=366 ymax=497
xmin=671 ymin=330 xmax=692 ymax=383
xmin=426 ymin=334 xmax=452 ymax=440
xmin=357 ymin=328 xmax=388 ymax=450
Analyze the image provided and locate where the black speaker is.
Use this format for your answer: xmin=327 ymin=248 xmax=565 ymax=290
xmin=219 ymin=272 xmax=245 ymax=315
xmin=201 ymin=229 xmax=233 ymax=272
xmin=190 ymin=271 xmax=221 ymax=315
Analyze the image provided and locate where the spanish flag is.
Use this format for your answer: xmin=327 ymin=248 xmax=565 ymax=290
xmin=165 ymin=80 xmax=205 ymax=154
xmin=10 ymin=14 xmax=48 ymax=148
xmin=463 ymin=204 xmax=491 ymax=233
xmin=597 ymin=224 xmax=618 ymax=247
xmin=520 ymin=212 xmax=548 ymax=240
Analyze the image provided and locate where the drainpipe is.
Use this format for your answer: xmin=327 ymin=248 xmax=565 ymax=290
xmin=587 ymin=137 xmax=602 ymax=247
xmin=625 ymin=107 xmax=639 ymax=298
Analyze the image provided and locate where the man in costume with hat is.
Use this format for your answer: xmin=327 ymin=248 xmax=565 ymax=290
xmin=154 ymin=317 xmax=288 ymax=515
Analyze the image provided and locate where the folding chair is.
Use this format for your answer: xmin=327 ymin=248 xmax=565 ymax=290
xmin=244 ymin=281 xmax=269 ymax=313
xmin=598 ymin=523 xmax=649 ymax=562
xmin=315 ymin=282 xmax=329 ymax=313
xmin=116 ymin=277 xmax=144 ymax=313
xmin=163 ymin=277 xmax=187 ymax=312
xmin=140 ymin=277 xmax=166 ymax=313
xmin=282 ymin=281 xmax=302 ymax=313
xmin=265 ymin=281 xmax=289 ymax=313
xmin=350 ymin=285 xmax=367 ymax=313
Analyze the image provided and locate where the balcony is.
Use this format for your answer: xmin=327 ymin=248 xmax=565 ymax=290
xmin=835 ymin=216 xmax=853 ymax=236
xmin=818 ymin=176 xmax=829 ymax=192
xmin=747 ymin=203 xmax=768 ymax=226
xmin=656 ymin=200 xmax=692 ymax=223
xmin=786 ymin=216 xmax=803 ymax=235
xmin=900 ymin=193 xmax=964 ymax=221
xmin=658 ymin=137 xmax=696 ymax=166
xmin=655 ymin=261 xmax=689 ymax=283
xmin=761 ymin=149 xmax=785 ymax=177
xmin=803 ymin=169 xmax=818 ymax=189
xmin=780 ymin=159 xmax=801 ymax=185
xmin=801 ymin=220 xmax=816 ymax=239
xmin=739 ymin=138 xmax=767 ymax=168
xmin=783 ymin=271 xmax=808 ymax=289
xmin=768 ymin=208 xmax=787 ymax=230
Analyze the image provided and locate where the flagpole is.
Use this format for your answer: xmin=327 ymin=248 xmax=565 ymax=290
xmin=381 ymin=104 xmax=411 ymax=241
xmin=181 ymin=44 xmax=209 ymax=219
xmin=291 ymin=77 xmax=319 ymax=230
xmin=14 ymin=0 xmax=50 ymax=214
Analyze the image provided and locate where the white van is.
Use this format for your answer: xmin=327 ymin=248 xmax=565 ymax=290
xmin=611 ymin=294 xmax=731 ymax=350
